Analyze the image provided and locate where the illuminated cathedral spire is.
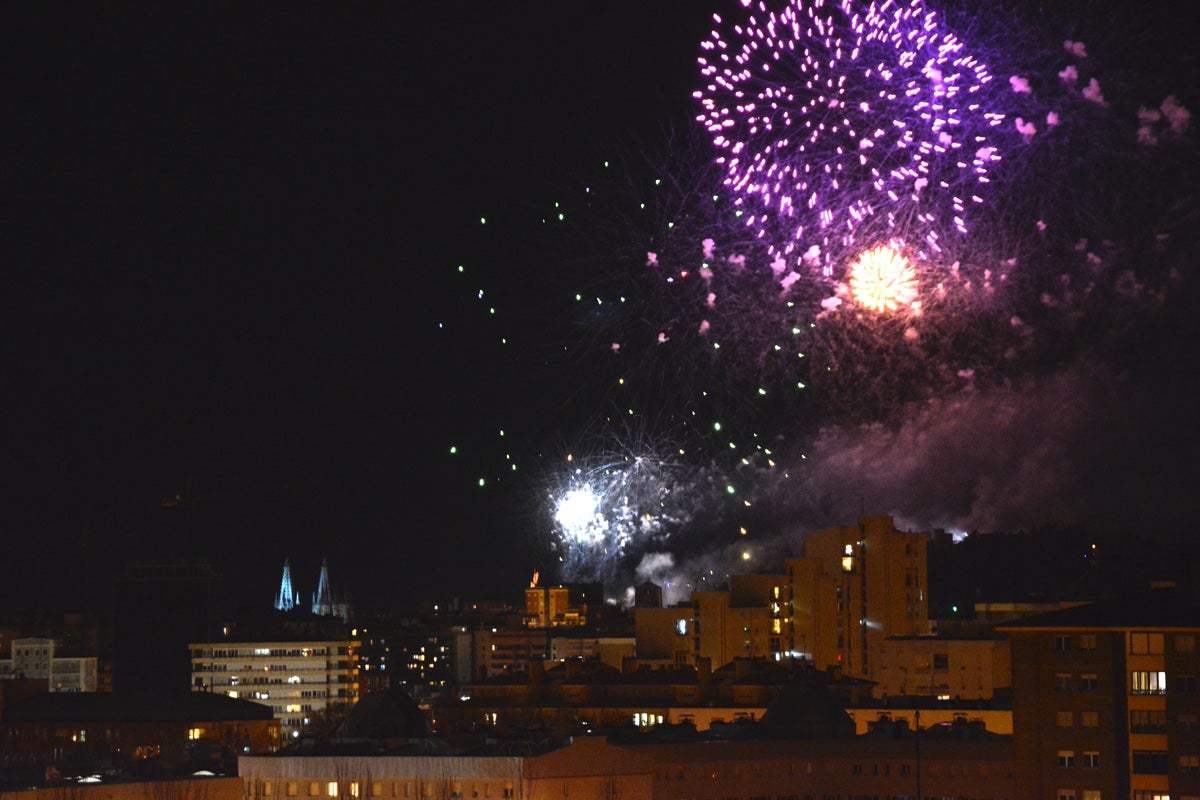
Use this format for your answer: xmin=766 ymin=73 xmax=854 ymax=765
xmin=312 ymin=558 xmax=332 ymax=616
xmin=275 ymin=558 xmax=299 ymax=611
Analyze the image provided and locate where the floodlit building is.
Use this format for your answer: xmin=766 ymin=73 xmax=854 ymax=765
xmin=475 ymin=629 xmax=549 ymax=677
xmin=0 ymin=638 xmax=98 ymax=692
xmin=274 ymin=559 xmax=349 ymax=621
xmin=240 ymin=720 xmax=1015 ymax=800
xmin=874 ymin=634 xmax=1012 ymax=701
xmin=788 ymin=515 xmax=930 ymax=678
xmin=190 ymin=639 xmax=360 ymax=742
xmin=1000 ymin=586 xmax=1200 ymax=800
xmin=633 ymin=516 xmax=929 ymax=678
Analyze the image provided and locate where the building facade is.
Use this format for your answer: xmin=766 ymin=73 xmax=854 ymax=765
xmin=190 ymin=639 xmax=360 ymax=742
xmin=240 ymin=727 xmax=1015 ymax=800
xmin=1001 ymin=588 xmax=1200 ymax=800
xmin=874 ymin=634 xmax=1012 ymax=700
xmin=0 ymin=638 xmax=98 ymax=692
xmin=788 ymin=515 xmax=930 ymax=678
xmin=633 ymin=516 xmax=929 ymax=679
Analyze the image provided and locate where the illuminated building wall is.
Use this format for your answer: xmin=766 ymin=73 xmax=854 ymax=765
xmin=475 ymin=629 xmax=549 ymax=677
xmin=524 ymin=584 xmax=598 ymax=628
xmin=1000 ymin=589 xmax=1200 ymax=800
xmin=634 ymin=607 xmax=693 ymax=665
xmin=873 ymin=635 xmax=1012 ymax=701
xmin=0 ymin=638 xmax=98 ymax=693
xmin=241 ymin=730 xmax=1015 ymax=800
xmin=524 ymin=586 xmax=573 ymax=627
xmin=548 ymin=635 xmax=635 ymax=669
xmin=788 ymin=515 xmax=929 ymax=678
xmin=689 ymin=591 xmax=777 ymax=667
xmin=190 ymin=640 xmax=360 ymax=742
xmin=630 ymin=517 xmax=925 ymax=675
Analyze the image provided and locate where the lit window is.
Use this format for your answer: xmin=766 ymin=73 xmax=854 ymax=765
xmin=1131 ymin=670 xmax=1167 ymax=695
xmin=326 ymin=782 xmax=338 ymax=797
xmin=1181 ymin=755 xmax=1200 ymax=773
xmin=187 ymin=727 xmax=204 ymax=740
xmin=1055 ymin=711 xmax=1073 ymax=728
xmin=1079 ymin=634 xmax=1097 ymax=650
xmin=1082 ymin=792 xmax=1101 ymax=800
xmin=1080 ymin=711 xmax=1099 ymax=728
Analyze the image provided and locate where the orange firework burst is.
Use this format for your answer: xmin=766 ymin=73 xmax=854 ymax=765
xmin=848 ymin=245 xmax=919 ymax=313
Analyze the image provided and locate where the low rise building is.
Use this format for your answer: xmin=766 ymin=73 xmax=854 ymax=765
xmin=0 ymin=691 xmax=278 ymax=776
xmin=0 ymin=637 xmax=98 ymax=693
xmin=874 ymin=634 xmax=1012 ymax=700
xmin=240 ymin=718 xmax=1014 ymax=800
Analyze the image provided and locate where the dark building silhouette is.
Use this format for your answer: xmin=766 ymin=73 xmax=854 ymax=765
xmin=112 ymin=563 xmax=222 ymax=698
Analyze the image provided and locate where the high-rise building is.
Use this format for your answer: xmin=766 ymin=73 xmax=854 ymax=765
xmin=112 ymin=562 xmax=222 ymax=698
xmin=787 ymin=515 xmax=929 ymax=677
xmin=632 ymin=517 xmax=928 ymax=677
xmin=999 ymin=587 xmax=1200 ymax=800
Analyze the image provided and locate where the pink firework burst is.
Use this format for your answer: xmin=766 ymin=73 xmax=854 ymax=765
xmin=696 ymin=0 xmax=1004 ymax=276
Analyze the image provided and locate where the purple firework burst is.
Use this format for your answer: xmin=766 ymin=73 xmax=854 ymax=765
xmin=696 ymin=0 xmax=1005 ymax=275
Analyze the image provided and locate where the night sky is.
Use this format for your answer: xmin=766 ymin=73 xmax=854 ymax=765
xmin=6 ymin=1 xmax=1198 ymax=616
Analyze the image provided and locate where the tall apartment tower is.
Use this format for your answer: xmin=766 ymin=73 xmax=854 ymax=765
xmin=1000 ymin=588 xmax=1200 ymax=800
xmin=786 ymin=515 xmax=928 ymax=678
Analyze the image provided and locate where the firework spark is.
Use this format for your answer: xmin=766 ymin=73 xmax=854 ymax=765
xmin=696 ymin=0 xmax=1003 ymax=273
xmin=847 ymin=244 xmax=919 ymax=312
xmin=544 ymin=428 xmax=740 ymax=593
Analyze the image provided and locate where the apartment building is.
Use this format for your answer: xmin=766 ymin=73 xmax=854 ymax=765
xmin=1000 ymin=587 xmax=1200 ymax=800
xmin=191 ymin=639 xmax=360 ymax=741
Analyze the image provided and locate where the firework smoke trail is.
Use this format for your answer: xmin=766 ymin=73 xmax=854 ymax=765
xmin=697 ymin=0 xmax=1004 ymax=275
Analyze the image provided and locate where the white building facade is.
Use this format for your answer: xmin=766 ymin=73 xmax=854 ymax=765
xmin=190 ymin=640 xmax=360 ymax=741
xmin=0 ymin=637 xmax=98 ymax=692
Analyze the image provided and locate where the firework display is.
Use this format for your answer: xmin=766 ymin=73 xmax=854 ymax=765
xmin=544 ymin=434 xmax=739 ymax=590
xmin=696 ymin=0 xmax=1004 ymax=273
xmin=436 ymin=0 xmax=1195 ymax=601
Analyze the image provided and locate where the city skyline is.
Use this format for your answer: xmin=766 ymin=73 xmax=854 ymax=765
xmin=6 ymin=0 xmax=1198 ymax=615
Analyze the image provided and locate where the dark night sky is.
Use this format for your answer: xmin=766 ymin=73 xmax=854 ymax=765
xmin=5 ymin=2 xmax=714 ymax=614
xmin=5 ymin=1 xmax=1199 ymax=617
